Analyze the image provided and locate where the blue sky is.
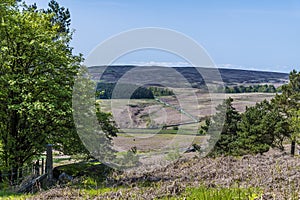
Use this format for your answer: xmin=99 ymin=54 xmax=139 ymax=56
xmin=25 ymin=0 xmax=300 ymax=72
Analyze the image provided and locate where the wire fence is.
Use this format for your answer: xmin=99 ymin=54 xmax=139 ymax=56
xmin=0 ymin=158 xmax=45 ymax=189
xmin=0 ymin=144 xmax=53 ymax=193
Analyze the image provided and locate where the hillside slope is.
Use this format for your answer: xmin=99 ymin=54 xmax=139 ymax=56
xmin=88 ymin=65 xmax=289 ymax=88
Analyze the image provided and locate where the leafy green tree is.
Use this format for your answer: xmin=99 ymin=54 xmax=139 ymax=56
xmin=272 ymin=70 xmax=300 ymax=155
xmin=237 ymin=100 xmax=289 ymax=154
xmin=53 ymin=101 xmax=118 ymax=158
xmin=199 ymin=117 xmax=211 ymax=134
xmin=45 ymin=0 xmax=71 ymax=34
xmin=208 ymin=97 xmax=241 ymax=156
xmin=267 ymin=85 xmax=276 ymax=93
xmin=0 ymin=1 xmax=82 ymax=174
xmin=72 ymin=67 xmax=119 ymax=164
xmin=96 ymin=107 xmax=118 ymax=139
xmin=289 ymin=109 xmax=300 ymax=151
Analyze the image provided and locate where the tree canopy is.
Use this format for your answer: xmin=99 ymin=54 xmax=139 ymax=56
xmin=0 ymin=0 xmax=81 ymax=170
xmin=272 ymin=70 xmax=300 ymax=155
xmin=205 ymin=75 xmax=299 ymax=157
xmin=237 ymin=100 xmax=289 ymax=154
xmin=208 ymin=97 xmax=241 ymax=156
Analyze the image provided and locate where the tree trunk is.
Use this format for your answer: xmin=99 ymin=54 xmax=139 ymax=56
xmin=46 ymin=144 xmax=53 ymax=182
xmin=10 ymin=166 xmax=18 ymax=186
xmin=291 ymin=140 xmax=296 ymax=156
xmin=0 ymin=170 xmax=2 ymax=183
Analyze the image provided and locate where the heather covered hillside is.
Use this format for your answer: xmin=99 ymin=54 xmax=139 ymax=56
xmin=89 ymin=65 xmax=289 ymax=87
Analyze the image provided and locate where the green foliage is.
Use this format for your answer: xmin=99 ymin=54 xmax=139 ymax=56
xmin=0 ymin=1 xmax=120 ymax=174
xmin=289 ymin=109 xmax=300 ymax=145
xmin=53 ymin=161 xmax=113 ymax=183
xmin=207 ymin=70 xmax=299 ymax=156
xmin=0 ymin=1 xmax=81 ymax=170
xmin=208 ymin=97 xmax=241 ymax=156
xmin=45 ymin=0 xmax=71 ymax=34
xmin=199 ymin=117 xmax=211 ymax=135
xmin=177 ymin=186 xmax=261 ymax=200
xmin=208 ymin=98 xmax=290 ymax=156
xmin=148 ymin=86 xmax=174 ymax=96
xmin=224 ymin=84 xmax=277 ymax=93
xmin=198 ymin=129 xmax=206 ymax=135
xmin=72 ymin=67 xmax=119 ymax=163
xmin=0 ymin=190 xmax=31 ymax=200
xmin=96 ymin=106 xmax=118 ymax=140
xmin=273 ymin=70 xmax=300 ymax=113
xmin=237 ymin=100 xmax=289 ymax=154
xmin=272 ymin=70 xmax=300 ymax=155
xmin=96 ymin=83 xmax=154 ymax=99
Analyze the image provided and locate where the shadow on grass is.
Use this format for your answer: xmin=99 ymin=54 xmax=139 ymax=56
xmin=53 ymin=160 xmax=115 ymax=183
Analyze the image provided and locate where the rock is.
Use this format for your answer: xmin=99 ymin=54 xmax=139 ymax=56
xmin=58 ymin=172 xmax=73 ymax=184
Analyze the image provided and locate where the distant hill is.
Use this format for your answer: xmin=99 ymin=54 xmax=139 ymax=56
xmin=217 ymin=68 xmax=288 ymax=85
xmin=88 ymin=65 xmax=289 ymax=88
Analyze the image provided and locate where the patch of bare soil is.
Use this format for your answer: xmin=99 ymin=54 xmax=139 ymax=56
xmin=103 ymin=92 xmax=276 ymax=130
xmin=113 ymin=134 xmax=206 ymax=153
xmin=113 ymin=102 xmax=191 ymax=129
xmin=31 ymin=147 xmax=300 ymax=199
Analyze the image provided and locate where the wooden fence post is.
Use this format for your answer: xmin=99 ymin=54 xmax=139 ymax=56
xmin=45 ymin=144 xmax=53 ymax=182
xmin=35 ymin=160 xmax=40 ymax=176
xmin=41 ymin=158 xmax=44 ymax=175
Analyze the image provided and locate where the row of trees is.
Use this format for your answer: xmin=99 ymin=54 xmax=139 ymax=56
xmin=203 ymin=70 xmax=300 ymax=156
xmin=96 ymin=84 xmax=175 ymax=99
xmin=224 ymin=84 xmax=278 ymax=93
xmin=96 ymin=83 xmax=154 ymax=99
xmin=148 ymin=86 xmax=175 ymax=96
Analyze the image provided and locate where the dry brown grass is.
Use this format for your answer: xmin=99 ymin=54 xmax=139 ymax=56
xmin=30 ymin=147 xmax=300 ymax=199
xmin=99 ymin=91 xmax=276 ymax=129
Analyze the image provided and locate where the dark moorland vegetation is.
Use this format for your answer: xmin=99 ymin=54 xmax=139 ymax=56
xmin=90 ymin=65 xmax=289 ymax=88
